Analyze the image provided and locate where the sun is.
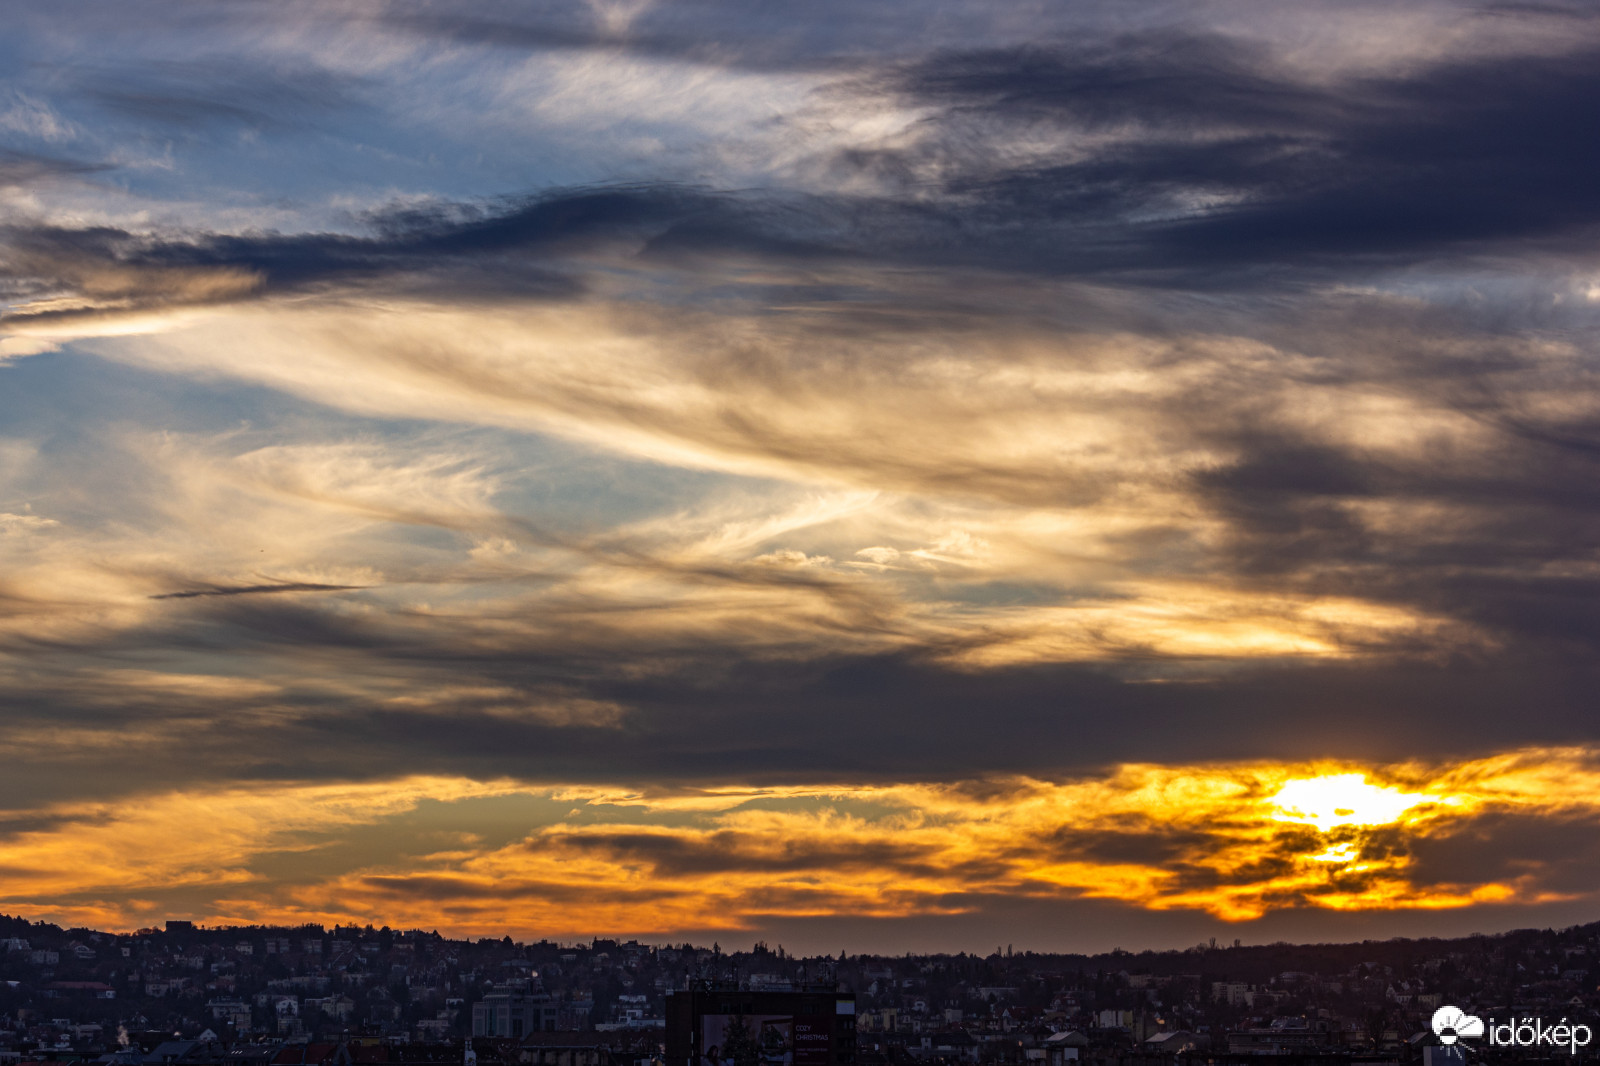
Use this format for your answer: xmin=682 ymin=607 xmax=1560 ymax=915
xmin=1268 ymin=772 xmax=1437 ymax=831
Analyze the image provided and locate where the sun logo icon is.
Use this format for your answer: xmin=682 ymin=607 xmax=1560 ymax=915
xmin=1433 ymin=1006 xmax=1485 ymax=1046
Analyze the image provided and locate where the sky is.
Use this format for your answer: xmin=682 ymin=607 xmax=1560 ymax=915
xmin=3 ymin=0 xmax=1600 ymax=954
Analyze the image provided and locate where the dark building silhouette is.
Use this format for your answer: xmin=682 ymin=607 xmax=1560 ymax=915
xmin=667 ymin=986 xmax=856 ymax=1066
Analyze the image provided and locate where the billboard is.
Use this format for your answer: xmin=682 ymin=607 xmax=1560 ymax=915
xmin=699 ymin=1013 xmax=832 ymax=1066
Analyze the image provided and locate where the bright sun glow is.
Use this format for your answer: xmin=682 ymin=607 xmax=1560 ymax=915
xmin=1310 ymin=841 xmax=1362 ymax=864
xmin=0 ymin=751 xmax=1584 ymax=931
xmin=1269 ymin=773 xmax=1436 ymax=831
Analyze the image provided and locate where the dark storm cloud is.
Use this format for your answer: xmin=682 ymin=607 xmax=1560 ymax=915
xmin=884 ymin=33 xmax=1323 ymax=131
xmin=203 ymin=654 xmax=1600 ymax=783
xmin=1186 ymin=407 xmax=1600 ymax=652
xmin=5 ymin=579 xmax=1600 ymax=808
xmin=854 ymin=32 xmax=1600 ymax=279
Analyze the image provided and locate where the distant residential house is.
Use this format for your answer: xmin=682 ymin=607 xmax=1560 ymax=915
xmin=1211 ymin=983 xmax=1251 ymax=1007
xmin=1144 ymin=1031 xmax=1197 ymax=1054
xmin=1042 ymin=1029 xmax=1086 ymax=1066
xmin=207 ymin=998 xmax=254 ymax=1029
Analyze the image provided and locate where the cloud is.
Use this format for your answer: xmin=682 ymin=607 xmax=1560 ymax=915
xmin=3 ymin=1 xmax=1600 ymax=950
xmin=0 ymin=91 xmax=82 ymax=144
xmin=149 ymin=581 xmax=368 ymax=600
xmin=0 ymin=149 xmax=106 ymax=190
xmin=6 ymin=750 xmax=1600 ymax=943
xmin=0 ymin=512 xmax=58 ymax=534
xmin=824 ymin=32 xmax=1600 ymax=280
xmin=10 ymin=18 xmax=1600 ymax=324
xmin=71 ymin=59 xmax=368 ymax=134
xmin=0 ymin=290 xmax=1591 ymax=812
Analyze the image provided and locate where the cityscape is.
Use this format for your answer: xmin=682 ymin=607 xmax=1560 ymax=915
xmin=4 ymin=916 xmax=1600 ymax=1066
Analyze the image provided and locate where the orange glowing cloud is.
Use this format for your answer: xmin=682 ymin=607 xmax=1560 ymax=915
xmin=3 ymin=748 xmax=1600 ymax=938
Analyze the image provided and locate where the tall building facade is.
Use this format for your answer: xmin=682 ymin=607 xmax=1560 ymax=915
xmin=473 ymin=992 xmax=560 ymax=1038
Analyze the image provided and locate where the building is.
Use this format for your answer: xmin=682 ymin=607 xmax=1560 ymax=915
xmin=520 ymin=1032 xmax=622 ymax=1066
xmin=473 ymin=993 xmax=559 ymax=1039
xmin=1212 ymin=983 xmax=1253 ymax=1007
xmin=1041 ymin=1030 xmax=1085 ymax=1066
xmin=665 ymin=985 xmax=856 ymax=1066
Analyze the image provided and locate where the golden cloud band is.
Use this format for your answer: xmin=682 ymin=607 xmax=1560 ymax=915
xmin=3 ymin=746 xmax=1597 ymax=938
